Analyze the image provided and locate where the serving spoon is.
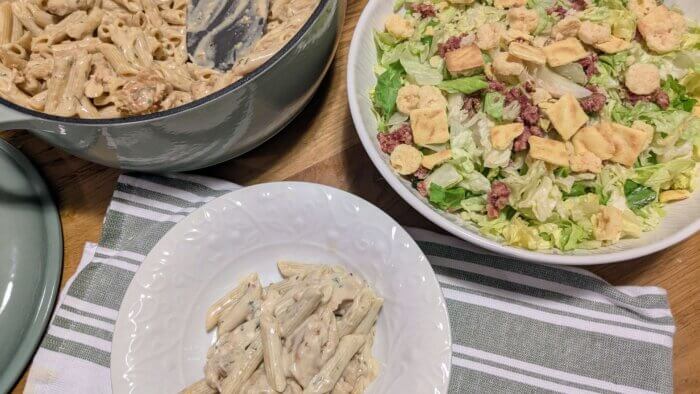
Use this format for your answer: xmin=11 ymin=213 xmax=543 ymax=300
xmin=186 ymin=0 xmax=270 ymax=71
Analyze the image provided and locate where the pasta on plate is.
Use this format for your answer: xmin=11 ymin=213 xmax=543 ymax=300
xmin=0 ymin=0 xmax=318 ymax=118
xmin=182 ymin=262 xmax=382 ymax=394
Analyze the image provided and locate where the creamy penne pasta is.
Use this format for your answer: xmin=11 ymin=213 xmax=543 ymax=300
xmin=182 ymin=262 xmax=382 ymax=394
xmin=0 ymin=0 xmax=319 ymax=118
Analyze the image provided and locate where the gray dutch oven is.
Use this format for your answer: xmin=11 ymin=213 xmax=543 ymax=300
xmin=0 ymin=0 xmax=345 ymax=172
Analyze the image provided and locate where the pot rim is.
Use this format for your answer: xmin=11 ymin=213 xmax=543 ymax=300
xmin=3 ymin=0 xmax=332 ymax=126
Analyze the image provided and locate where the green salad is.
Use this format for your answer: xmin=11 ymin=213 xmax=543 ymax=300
xmin=371 ymin=0 xmax=700 ymax=251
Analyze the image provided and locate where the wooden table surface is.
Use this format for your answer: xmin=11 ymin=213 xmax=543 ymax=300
xmin=6 ymin=1 xmax=700 ymax=392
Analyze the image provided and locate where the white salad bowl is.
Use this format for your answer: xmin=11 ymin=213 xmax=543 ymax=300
xmin=110 ymin=182 xmax=452 ymax=393
xmin=348 ymin=0 xmax=700 ymax=265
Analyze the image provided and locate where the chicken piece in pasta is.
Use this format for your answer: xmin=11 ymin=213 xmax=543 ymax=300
xmin=114 ymin=72 xmax=171 ymax=115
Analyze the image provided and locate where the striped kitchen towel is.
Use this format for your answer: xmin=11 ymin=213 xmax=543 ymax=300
xmin=25 ymin=173 xmax=675 ymax=394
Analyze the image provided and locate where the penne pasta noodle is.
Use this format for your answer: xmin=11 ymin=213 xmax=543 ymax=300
xmin=53 ymin=50 xmax=91 ymax=116
xmin=217 ymin=280 xmax=262 ymax=334
xmin=303 ymin=335 xmax=367 ymax=394
xmin=9 ymin=15 xmax=22 ymax=42
xmin=139 ymin=0 xmax=162 ymax=27
xmin=0 ymin=3 xmax=13 ymax=45
xmin=77 ymin=95 xmax=100 ymax=118
xmin=111 ymin=0 xmax=141 ymax=13
xmin=159 ymin=90 xmax=190 ymax=109
xmin=156 ymin=60 xmax=191 ymax=91
xmin=219 ymin=336 xmax=264 ymax=394
xmin=29 ymin=89 xmax=46 ymax=110
xmin=260 ymin=295 xmax=286 ymax=392
xmin=14 ymin=31 xmax=31 ymax=51
xmin=277 ymin=261 xmax=318 ymax=278
xmin=180 ymin=379 xmax=216 ymax=394
xmin=25 ymin=3 xmax=57 ymax=27
xmin=159 ymin=8 xmax=182 ymax=25
xmin=21 ymin=76 xmax=43 ymax=95
xmin=97 ymin=103 xmax=119 ymax=117
xmin=52 ymin=36 xmax=101 ymax=53
xmin=354 ymin=297 xmax=383 ymax=336
xmin=336 ymin=289 xmax=374 ymax=338
xmin=66 ymin=7 xmax=103 ymax=39
xmin=43 ymin=52 xmax=73 ymax=114
xmin=276 ymin=287 xmax=322 ymax=335
xmin=0 ymin=44 xmax=27 ymax=69
xmin=204 ymin=273 xmax=257 ymax=332
xmin=44 ymin=10 xmax=87 ymax=44
xmin=10 ymin=2 xmax=43 ymax=36
xmin=24 ymin=55 xmax=53 ymax=79
xmin=97 ymin=42 xmax=137 ymax=75
xmin=132 ymin=30 xmax=151 ymax=67
xmin=45 ymin=0 xmax=91 ymax=17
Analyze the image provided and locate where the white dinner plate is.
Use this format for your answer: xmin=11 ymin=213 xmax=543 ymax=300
xmin=111 ymin=182 xmax=452 ymax=394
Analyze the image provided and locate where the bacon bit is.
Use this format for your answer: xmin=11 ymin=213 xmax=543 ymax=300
xmin=487 ymin=181 xmax=511 ymax=219
xmin=513 ymin=125 xmax=543 ymax=152
xmin=416 ymin=181 xmax=428 ymax=197
xmin=523 ymin=81 xmax=536 ymax=93
xmin=488 ymin=79 xmax=506 ymax=93
xmin=505 ymin=87 xmax=529 ymax=106
xmin=513 ymin=129 xmax=531 ymax=152
xmin=579 ymin=93 xmax=607 ymax=114
xmin=547 ymin=5 xmax=567 ymax=17
xmin=568 ymin=0 xmax=587 ymax=11
xmin=578 ymin=54 xmax=599 ymax=78
xmin=655 ymin=90 xmax=670 ymax=109
xmin=463 ymin=93 xmax=482 ymax=116
xmin=412 ymin=166 xmax=430 ymax=180
xmin=627 ymin=89 xmax=670 ymax=110
xmin=410 ymin=3 xmax=436 ymax=19
xmin=377 ymin=124 xmax=413 ymax=154
xmin=520 ymin=105 xmax=540 ymax=126
xmin=506 ymin=86 xmax=541 ymax=127
xmin=438 ymin=35 xmax=464 ymax=57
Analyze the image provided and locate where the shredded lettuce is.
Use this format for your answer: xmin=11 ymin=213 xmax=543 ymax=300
xmin=580 ymin=7 xmax=636 ymax=41
xmin=661 ymin=77 xmax=697 ymax=112
xmin=400 ymin=55 xmax=443 ymax=86
xmin=633 ymin=157 xmax=696 ymax=191
xmin=426 ymin=163 xmax=463 ymax=189
xmin=502 ymin=217 xmax=553 ymax=250
xmin=456 ymin=160 xmax=491 ymax=193
xmin=636 ymin=203 xmax=666 ymax=231
xmin=429 ymin=183 xmax=467 ymax=210
xmin=437 ymin=76 xmax=488 ymax=94
xmin=372 ymin=62 xmax=405 ymax=120
xmin=502 ymin=161 xmax=562 ymax=223
xmin=527 ymin=0 xmax=556 ymax=35
xmin=460 ymin=196 xmax=487 ymax=213
xmin=484 ymin=92 xmax=505 ymax=120
xmin=623 ymin=180 xmax=657 ymax=209
xmin=438 ymin=4 xmax=506 ymax=38
xmin=592 ymin=0 xmax=627 ymax=10
xmin=590 ymin=52 xmax=628 ymax=89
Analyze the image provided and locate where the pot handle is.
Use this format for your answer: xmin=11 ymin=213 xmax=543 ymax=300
xmin=0 ymin=104 xmax=34 ymax=130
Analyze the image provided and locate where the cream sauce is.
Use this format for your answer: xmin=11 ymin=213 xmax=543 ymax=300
xmin=196 ymin=264 xmax=381 ymax=394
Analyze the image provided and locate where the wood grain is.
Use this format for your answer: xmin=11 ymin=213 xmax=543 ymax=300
xmin=6 ymin=0 xmax=700 ymax=392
